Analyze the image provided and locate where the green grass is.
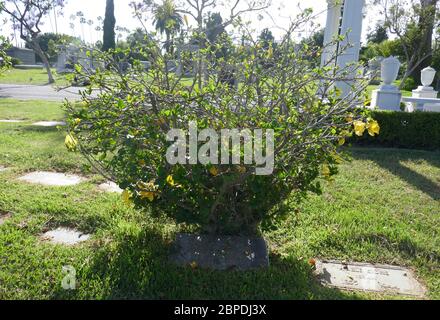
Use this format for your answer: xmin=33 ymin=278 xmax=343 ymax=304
xmin=0 ymin=99 xmax=65 ymax=121
xmin=0 ymin=68 xmax=70 ymax=86
xmin=367 ymin=81 xmax=413 ymax=100
xmin=0 ymin=99 xmax=439 ymax=300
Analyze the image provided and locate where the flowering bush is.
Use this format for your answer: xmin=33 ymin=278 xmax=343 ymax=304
xmin=65 ymin=19 xmax=378 ymax=235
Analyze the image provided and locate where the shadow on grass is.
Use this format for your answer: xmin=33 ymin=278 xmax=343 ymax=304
xmin=53 ymin=228 xmax=359 ymax=300
xmin=22 ymin=125 xmax=65 ymax=133
xmin=350 ymin=148 xmax=440 ymax=200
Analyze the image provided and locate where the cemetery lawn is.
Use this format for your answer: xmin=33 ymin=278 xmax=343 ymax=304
xmin=0 ymin=68 xmax=70 ymax=86
xmin=0 ymin=98 xmax=439 ymax=300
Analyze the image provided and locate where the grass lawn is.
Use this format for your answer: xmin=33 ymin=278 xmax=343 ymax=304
xmin=0 ymin=98 xmax=439 ymax=300
xmin=0 ymin=68 xmax=70 ymax=86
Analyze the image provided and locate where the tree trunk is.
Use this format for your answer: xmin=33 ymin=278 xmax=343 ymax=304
xmin=409 ymin=0 xmax=438 ymax=83
xmin=31 ymin=39 xmax=54 ymax=84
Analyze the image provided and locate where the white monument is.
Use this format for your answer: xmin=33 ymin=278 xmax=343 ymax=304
xmin=403 ymin=66 xmax=440 ymax=112
xmin=414 ymin=67 xmax=437 ymax=98
xmin=371 ymin=56 xmax=402 ymax=111
xmin=321 ymin=0 xmax=366 ymax=97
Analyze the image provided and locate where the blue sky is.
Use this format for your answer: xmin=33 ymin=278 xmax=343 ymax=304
xmin=1 ymin=0 xmax=380 ymax=46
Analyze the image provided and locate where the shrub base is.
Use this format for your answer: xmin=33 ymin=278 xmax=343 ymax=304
xmin=170 ymin=233 xmax=269 ymax=271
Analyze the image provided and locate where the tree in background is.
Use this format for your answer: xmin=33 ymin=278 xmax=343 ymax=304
xmin=204 ymin=12 xmax=225 ymax=44
xmin=0 ymin=36 xmax=11 ymax=73
xmin=258 ymin=28 xmax=275 ymax=50
xmin=0 ymin=0 xmax=66 ymax=83
xmin=366 ymin=23 xmax=389 ymax=44
xmin=153 ymin=0 xmax=183 ymax=54
xmin=131 ymin=0 xmax=270 ymax=87
xmin=25 ymin=33 xmax=77 ymax=63
xmin=375 ymin=0 xmax=439 ymax=87
xmin=300 ymin=28 xmax=324 ymax=66
xmin=103 ymin=0 xmax=116 ymax=51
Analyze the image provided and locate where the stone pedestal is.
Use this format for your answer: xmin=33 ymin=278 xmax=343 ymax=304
xmin=371 ymin=85 xmax=402 ymax=111
xmin=411 ymin=86 xmax=439 ymax=111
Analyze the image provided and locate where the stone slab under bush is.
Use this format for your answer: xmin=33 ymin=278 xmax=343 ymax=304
xmin=315 ymin=260 xmax=426 ymax=297
xmin=170 ymin=233 xmax=269 ymax=271
xmin=98 ymin=181 xmax=123 ymax=194
xmin=42 ymin=228 xmax=91 ymax=245
xmin=18 ymin=171 xmax=85 ymax=186
xmin=32 ymin=121 xmax=66 ymax=127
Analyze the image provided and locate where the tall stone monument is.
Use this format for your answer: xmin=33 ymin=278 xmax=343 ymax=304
xmin=321 ymin=0 xmax=366 ymax=97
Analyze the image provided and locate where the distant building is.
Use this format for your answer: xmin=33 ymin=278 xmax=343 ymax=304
xmin=6 ymin=47 xmax=36 ymax=65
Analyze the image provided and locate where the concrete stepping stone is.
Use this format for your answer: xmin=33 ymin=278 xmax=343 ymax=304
xmin=18 ymin=171 xmax=85 ymax=186
xmin=98 ymin=181 xmax=123 ymax=194
xmin=315 ymin=260 xmax=426 ymax=297
xmin=0 ymin=120 xmax=25 ymax=123
xmin=0 ymin=166 xmax=9 ymax=172
xmin=42 ymin=227 xmax=91 ymax=245
xmin=32 ymin=121 xmax=66 ymax=127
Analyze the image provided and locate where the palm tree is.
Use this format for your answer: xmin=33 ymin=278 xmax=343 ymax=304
xmin=153 ymin=0 xmax=183 ymax=54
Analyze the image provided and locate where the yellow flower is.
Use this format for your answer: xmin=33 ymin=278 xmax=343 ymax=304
xmin=122 ymin=190 xmax=133 ymax=205
xmin=74 ymin=118 xmax=81 ymax=125
xmin=338 ymin=137 xmax=346 ymax=146
xmin=367 ymin=120 xmax=380 ymax=136
xmin=236 ymin=166 xmax=247 ymax=174
xmin=353 ymin=121 xmax=366 ymax=137
xmin=331 ymin=152 xmax=343 ymax=164
xmin=209 ymin=167 xmax=219 ymax=176
xmin=138 ymin=159 xmax=146 ymax=166
xmin=321 ymin=164 xmax=331 ymax=177
xmin=267 ymin=46 xmax=273 ymax=58
xmin=140 ymin=191 xmax=156 ymax=202
xmin=65 ymin=134 xmax=78 ymax=151
xmin=166 ymin=175 xmax=176 ymax=186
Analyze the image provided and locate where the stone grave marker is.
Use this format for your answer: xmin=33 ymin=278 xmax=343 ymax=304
xmin=98 ymin=181 xmax=123 ymax=194
xmin=18 ymin=171 xmax=85 ymax=186
xmin=32 ymin=121 xmax=66 ymax=127
xmin=42 ymin=227 xmax=91 ymax=245
xmin=315 ymin=260 xmax=426 ymax=297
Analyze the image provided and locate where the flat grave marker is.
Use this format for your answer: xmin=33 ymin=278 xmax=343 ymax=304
xmin=98 ymin=181 xmax=123 ymax=194
xmin=0 ymin=120 xmax=25 ymax=123
xmin=41 ymin=227 xmax=91 ymax=246
xmin=32 ymin=121 xmax=66 ymax=127
xmin=18 ymin=171 xmax=85 ymax=187
xmin=315 ymin=260 xmax=426 ymax=297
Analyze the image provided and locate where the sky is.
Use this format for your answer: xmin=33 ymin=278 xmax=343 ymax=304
xmin=1 ymin=0 xmax=381 ymax=47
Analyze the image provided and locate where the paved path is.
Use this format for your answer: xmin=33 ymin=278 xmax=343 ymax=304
xmin=0 ymin=84 xmax=85 ymax=101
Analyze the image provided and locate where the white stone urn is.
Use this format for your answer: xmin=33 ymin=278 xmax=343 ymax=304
xmin=381 ymin=56 xmax=401 ymax=89
xmin=421 ymin=66 xmax=436 ymax=88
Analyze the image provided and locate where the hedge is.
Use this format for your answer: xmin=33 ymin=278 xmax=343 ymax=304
xmin=352 ymin=111 xmax=440 ymax=151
